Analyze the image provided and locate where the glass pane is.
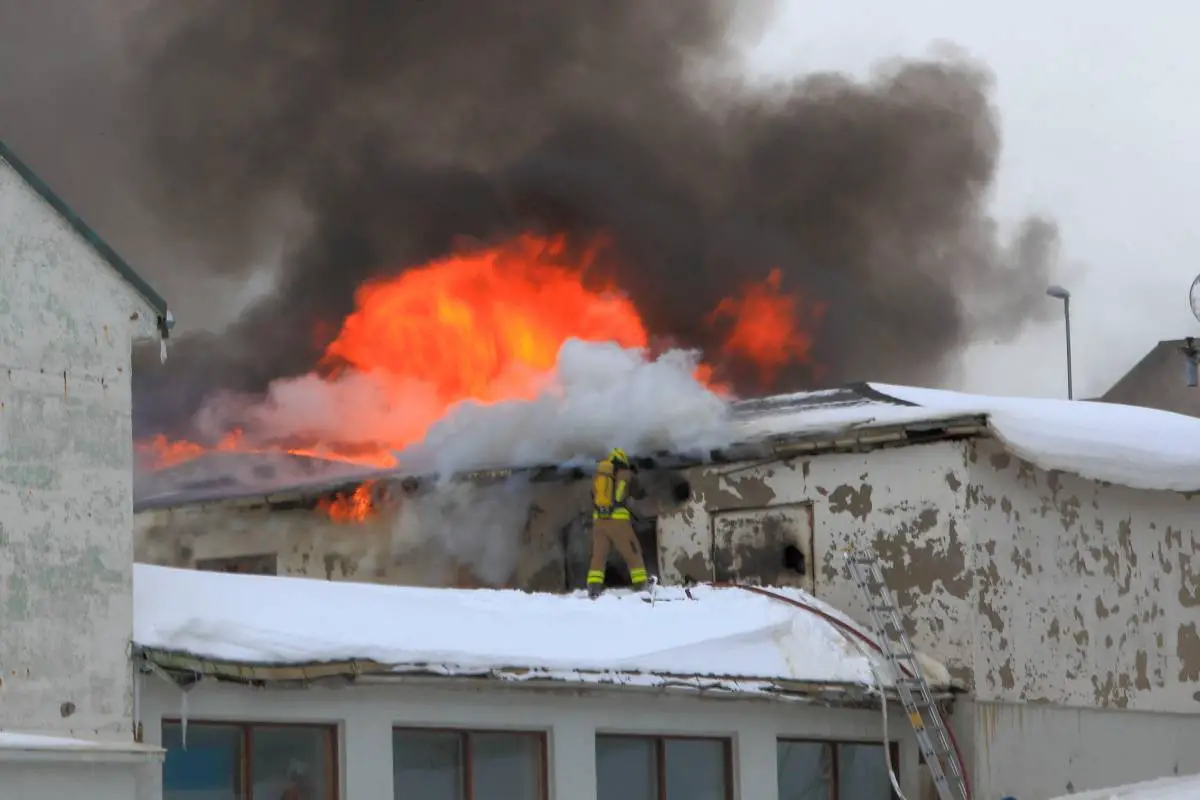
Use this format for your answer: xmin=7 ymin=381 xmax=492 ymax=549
xmin=664 ymin=738 xmax=728 ymax=800
xmin=595 ymin=735 xmax=656 ymax=800
xmin=250 ymin=726 xmax=335 ymax=800
xmin=162 ymin=722 xmax=245 ymax=800
xmin=837 ymin=743 xmax=896 ymax=799
xmin=777 ymin=740 xmax=832 ymax=800
xmin=471 ymin=732 xmax=543 ymax=800
xmin=393 ymin=730 xmax=464 ymax=800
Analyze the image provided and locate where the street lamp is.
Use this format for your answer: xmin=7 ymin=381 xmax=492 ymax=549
xmin=1046 ymin=285 xmax=1073 ymax=400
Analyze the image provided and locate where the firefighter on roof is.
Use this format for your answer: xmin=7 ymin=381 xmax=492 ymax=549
xmin=588 ymin=447 xmax=649 ymax=598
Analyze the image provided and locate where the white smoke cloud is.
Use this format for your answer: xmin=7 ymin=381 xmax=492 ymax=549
xmin=389 ymin=477 xmax=539 ymax=587
xmin=190 ymin=337 xmax=737 ymax=476
xmin=403 ymin=339 xmax=736 ymax=475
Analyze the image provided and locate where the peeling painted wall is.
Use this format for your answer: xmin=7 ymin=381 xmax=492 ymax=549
xmin=966 ymin=437 xmax=1200 ymax=714
xmin=658 ymin=442 xmax=974 ymax=681
xmin=655 ymin=435 xmax=1200 ymax=797
xmin=0 ymin=157 xmax=160 ymax=739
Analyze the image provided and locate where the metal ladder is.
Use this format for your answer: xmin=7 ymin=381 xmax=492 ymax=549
xmin=844 ymin=549 xmax=970 ymax=800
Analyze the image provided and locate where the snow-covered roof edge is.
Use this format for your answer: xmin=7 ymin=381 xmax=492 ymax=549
xmin=131 ymin=565 xmax=955 ymax=703
xmin=870 ymin=383 xmax=1200 ymax=493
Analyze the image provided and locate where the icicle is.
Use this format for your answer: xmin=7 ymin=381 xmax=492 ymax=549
xmin=180 ymin=687 xmax=189 ymax=750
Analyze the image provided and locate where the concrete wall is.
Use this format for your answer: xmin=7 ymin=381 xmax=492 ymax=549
xmin=0 ymin=156 xmax=159 ymax=738
xmin=0 ymin=762 xmax=142 ymax=800
xmin=136 ymin=676 xmax=921 ymax=800
xmin=961 ymin=699 xmax=1200 ymax=799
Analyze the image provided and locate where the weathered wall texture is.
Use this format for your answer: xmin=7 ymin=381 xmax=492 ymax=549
xmin=655 ymin=435 xmax=1200 ymax=797
xmin=658 ymin=441 xmax=975 ymax=682
xmin=136 ymin=478 xmax=593 ymax=592
xmin=966 ymin=437 xmax=1200 ymax=713
xmin=0 ymin=156 xmax=159 ymax=738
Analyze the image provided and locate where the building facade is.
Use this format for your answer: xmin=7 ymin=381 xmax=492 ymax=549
xmin=132 ymin=384 xmax=1200 ymax=798
xmin=0 ymin=139 xmax=169 ymax=790
xmin=135 ymin=674 xmax=921 ymax=800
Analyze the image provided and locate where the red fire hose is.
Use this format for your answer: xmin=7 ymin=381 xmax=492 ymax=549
xmin=710 ymin=581 xmax=973 ymax=800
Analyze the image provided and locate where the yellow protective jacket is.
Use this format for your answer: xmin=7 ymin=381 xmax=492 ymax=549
xmin=592 ymin=458 xmax=632 ymax=520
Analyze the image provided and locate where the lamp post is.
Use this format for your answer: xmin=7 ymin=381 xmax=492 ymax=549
xmin=1046 ymin=285 xmax=1073 ymax=400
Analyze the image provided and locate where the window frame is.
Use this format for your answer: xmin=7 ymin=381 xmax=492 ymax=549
xmin=776 ymin=737 xmax=902 ymax=800
xmin=161 ymin=718 xmax=339 ymax=799
xmin=595 ymin=732 xmax=735 ymax=800
xmin=391 ymin=725 xmax=550 ymax=800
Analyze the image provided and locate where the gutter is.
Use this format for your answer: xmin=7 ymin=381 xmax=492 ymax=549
xmin=133 ymin=648 xmax=955 ymax=708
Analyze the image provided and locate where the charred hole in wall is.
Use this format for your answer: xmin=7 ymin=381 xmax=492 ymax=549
xmin=711 ymin=503 xmax=814 ymax=587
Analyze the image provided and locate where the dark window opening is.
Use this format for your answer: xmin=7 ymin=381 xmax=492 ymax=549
xmin=161 ymin=720 xmax=337 ymax=799
xmin=195 ymin=553 xmax=278 ymax=576
xmin=783 ymin=544 xmax=806 ymax=575
xmin=392 ymin=728 xmax=547 ymax=800
xmin=562 ymin=517 xmax=659 ymax=591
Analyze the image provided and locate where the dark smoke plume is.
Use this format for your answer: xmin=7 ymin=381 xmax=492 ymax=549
xmin=4 ymin=1 xmax=1061 ymax=441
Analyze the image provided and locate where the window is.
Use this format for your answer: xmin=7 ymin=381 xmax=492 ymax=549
xmin=162 ymin=721 xmax=337 ymax=799
xmin=595 ymin=734 xmax=732 ymax=800
xmin=196 ymin=554 xmax=278 ymax=576
xmin=777 ymin=740 xmax=900 ymax=800
xmin=392 ymin=728 xmax=546 ymax=800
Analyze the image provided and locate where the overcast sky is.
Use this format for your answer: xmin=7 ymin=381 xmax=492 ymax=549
xmin=749 ymin=1 xmax=1200 ymax=398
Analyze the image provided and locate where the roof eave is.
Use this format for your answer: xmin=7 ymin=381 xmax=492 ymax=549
xmin=134 ymin=647 xmax=957 ymax=708
xmin=133 ymin=415 xmax=992 ymax=513
xmin=0 ymin=137 xmax=173 ymax=337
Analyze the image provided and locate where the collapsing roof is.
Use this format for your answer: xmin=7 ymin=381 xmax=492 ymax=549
xmin=134 ymin=380 xmax=1200 ymax=510
xmin=132 ymin=564 xmax=951 ymax=704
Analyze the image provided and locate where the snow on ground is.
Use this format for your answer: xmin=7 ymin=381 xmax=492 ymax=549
xmin=132 ymin=564 xmax=945 ymax=691
xmin=872 ymin=384 xmax=1200 ymax=493
xmin=1049 ymin=772 xmax=1200 ymax=800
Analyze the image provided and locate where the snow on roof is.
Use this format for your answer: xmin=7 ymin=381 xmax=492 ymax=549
xmin=132 ymin=564 xmax=948 ymax=697
xmin=731 ymin=384 xmax=974 ymax=444
xmin=870 ymin=383 xmax=1200 ymax=493
xmin=738 ymin=382 xmax=1200 ymax=492
xmin=1049 ymin=772 xmax=1200 ymax=800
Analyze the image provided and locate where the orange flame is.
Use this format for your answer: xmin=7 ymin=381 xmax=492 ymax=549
xmin=135 ymin=234 xmax=822 ymax=512
xmin=319 ymin=481 xmax=376 ymax=523
xmin=709 ymin=268 xmax=825 ymax=386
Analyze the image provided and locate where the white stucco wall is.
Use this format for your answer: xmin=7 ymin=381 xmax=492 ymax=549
xmin=136 ymin=676 xmax=922 ymax=800
xmin=0 ymin=762 xmax=141 ymax=800
xmin=0 ymin=154 xmax=161 ymax=739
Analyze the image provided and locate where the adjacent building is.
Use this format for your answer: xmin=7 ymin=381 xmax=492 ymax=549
xmin=0 ymin=138 xmax=170 ymax=796
xmin=1099 ymin=337 xmax=1200 ymax=417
